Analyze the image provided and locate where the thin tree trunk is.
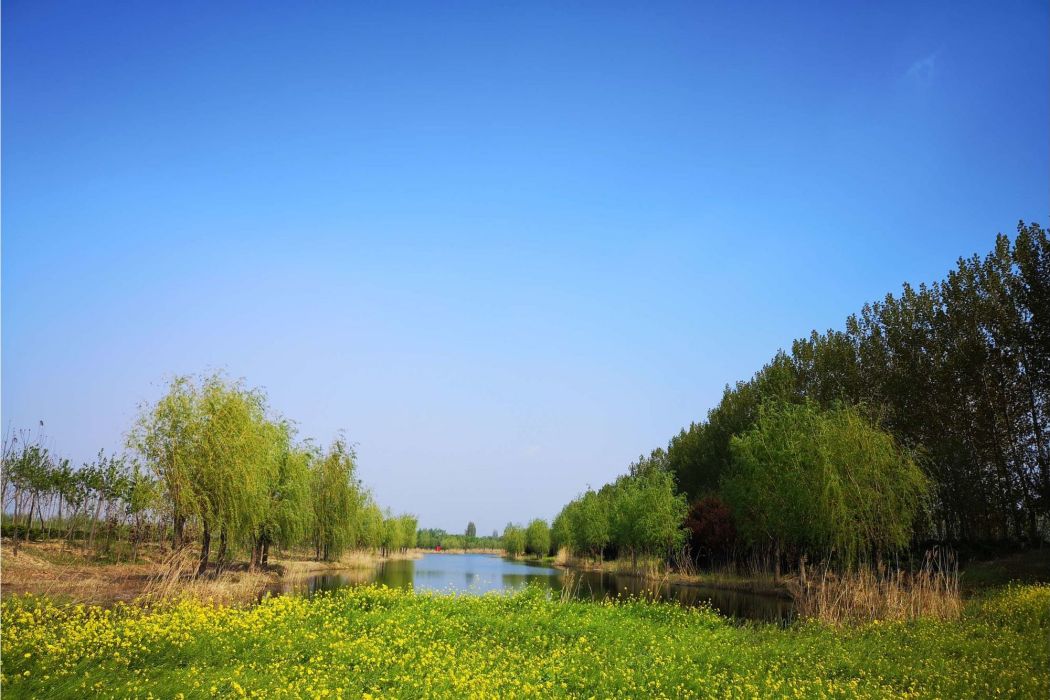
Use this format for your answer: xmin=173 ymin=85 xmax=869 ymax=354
xmin=173 ymin=515 xmax=186 ymax=550
xmin=249 ymin=539 xmax=261 ymax=571
xmin=63 ymin=503 xmax=82 ymax=547
xmin=44 ymin=495 xmax=55 ymax=539
xmin=87 ymin=497 xmax=105 ymax=553
xmin=12 ymin=490 xmax=22 ymax=555
xmin=197 ymin=521 xmax=211 ymax=577
xmin=24 ymin=494 xmax=36 ymax=547
xmin=215 ymin=527 xmax=228 ymax=573
xmin=131 ymin=517 xmax=140 ymax=563
xmin=53 ymin=497 xmax=63 ymax=540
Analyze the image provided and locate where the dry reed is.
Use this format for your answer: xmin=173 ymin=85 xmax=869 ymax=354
xmin=789 ymin=549 xmax=962 ymax=625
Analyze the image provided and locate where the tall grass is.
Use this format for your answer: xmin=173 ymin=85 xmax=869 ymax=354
xmin=140 ymin=547 xmax=273 ymax=604
xmin=789 ymin=549 xmax=962 ymax=624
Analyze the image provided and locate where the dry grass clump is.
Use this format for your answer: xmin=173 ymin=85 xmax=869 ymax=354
xmin=138 ymin=548 xmax=277 ymax=605
xmin=789 ymin=550 xmax=962 ymax=625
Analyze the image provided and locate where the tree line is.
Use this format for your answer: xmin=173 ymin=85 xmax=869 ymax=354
xmin=501 ymin=519 xmax=553 ymax=558
xmin=416 ymin=524 xmax=501 ymax=550
xmin=2 ymin=374 xmax=418 ymax=573
xmin=2 ymin=437 xmax=157 ymax=559
xmin=533 ymin=223 xmax=1047 ymax=569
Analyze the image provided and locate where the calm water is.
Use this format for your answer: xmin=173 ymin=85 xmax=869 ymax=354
xmin=282 ymin=553 xmax=795 ymax=622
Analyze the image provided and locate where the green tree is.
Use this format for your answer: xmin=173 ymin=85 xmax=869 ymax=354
xmin=502 ymin=523 xmax=525 ymax=557
xmin=251 ymin=429 xmax=314 ymax=569
xmin=566 ymin=489 xmax=610 ymax=561
xmin=128 ymin=376 xmax=201 ymax=550
xmin=550 ymin=511 xmax=571 ymax=554
xmin=723 ymin=400 xmax=929 ymax=569
xmin=609 ymin=470 xmax=687 ymax=569
xmin=465 ymin=521 xmax=477 ymax=550
xmin=310 ymin=438 xmax=363 ymax=561
xmin=524 ymin=519 xmax=551 ymax=557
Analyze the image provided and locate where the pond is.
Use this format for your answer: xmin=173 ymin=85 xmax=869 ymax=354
xmin=281 ymin=553 xmax=795 ymax=623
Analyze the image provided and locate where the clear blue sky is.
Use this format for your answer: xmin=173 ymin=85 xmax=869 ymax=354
xmin=3 ymin=1 xmax=1047 ymax=534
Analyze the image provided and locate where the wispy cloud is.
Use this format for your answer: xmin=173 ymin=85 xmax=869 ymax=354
xmin=905 ymin=51 xmax=940 ymax=85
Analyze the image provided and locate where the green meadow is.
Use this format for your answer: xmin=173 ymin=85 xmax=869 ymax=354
xmin=3 ymin=583 xmax=1047 ymax=699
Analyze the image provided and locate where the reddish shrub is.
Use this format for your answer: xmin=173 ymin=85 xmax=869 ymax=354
xmin=684 ymin=496 xmax=736 ymax=559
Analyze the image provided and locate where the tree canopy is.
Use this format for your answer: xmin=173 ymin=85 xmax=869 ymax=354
xmin=723 ymin=400 xmax=929 ymax=563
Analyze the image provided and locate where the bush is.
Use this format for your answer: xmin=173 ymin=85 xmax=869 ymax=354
xmin=683 ymin=497 xmax=736 ymax=563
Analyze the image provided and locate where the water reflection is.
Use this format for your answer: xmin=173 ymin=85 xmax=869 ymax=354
xmin=282 ymin=553 xmax=794 ymax=622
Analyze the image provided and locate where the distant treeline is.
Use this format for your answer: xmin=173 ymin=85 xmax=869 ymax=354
xmin=417 ymin=525 xmax=501 ymax=550
xmin=2 ymin=374 xmax=418 ymax=572
xmin=541 ymin=222 xmax=1048 ymax=567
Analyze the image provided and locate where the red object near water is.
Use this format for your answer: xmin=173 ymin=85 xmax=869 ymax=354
xmin=435 ymin=545 xmax=442 ymax=551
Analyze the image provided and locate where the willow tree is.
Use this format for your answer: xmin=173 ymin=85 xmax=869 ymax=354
xmin=310 ymin=438 xmax=363 ymax=560
xmin=191 ymin=376 xmax=276 ymax=573
xmin=128 ymin=376 xmax=201 ymax=549
xmin=130 ymin=374 xmax=279 ymax=574
xmin=502 ymin=523 xmax=525 ymax=557
xmin=562 ymin=489 xmax=611 ymax=561
xmin=249 ymin=427 xmax=314 ymax=569
xmin=609 ymin=469 xmax=686 ymax=569
xmin=524 ymin=519 xmax=551 ymax=557
xmin=358 ymin=500 xmax=385 ymax=552
xmin=397 ymin=514 xmax=418 ymax=552
xmin=723 ymin=400 xmax=929 ymax=571
xmin=549 ymin=512 xmax=569 ymax=554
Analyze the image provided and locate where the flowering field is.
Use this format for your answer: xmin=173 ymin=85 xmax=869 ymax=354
xmin=2 ymin=584 xmax=1046 ymax=699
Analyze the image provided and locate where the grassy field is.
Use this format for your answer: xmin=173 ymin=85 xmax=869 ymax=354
xmin=2 ymin=584 xmax=1046 ymax=699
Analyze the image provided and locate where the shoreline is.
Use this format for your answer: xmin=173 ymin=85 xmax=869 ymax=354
xmin=553 ymin=558 xmax=790 ymax=597
xmin=0 ymin=538 xmax=420 ymax=605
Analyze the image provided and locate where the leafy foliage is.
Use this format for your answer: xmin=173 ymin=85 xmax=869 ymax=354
xmin=723 ymin=400 xmax=930 ymax=562
xmin=669 ymin=223 xmax=1049 ymax=545
xmin=524 ymin=519 xmax=551 ymax=556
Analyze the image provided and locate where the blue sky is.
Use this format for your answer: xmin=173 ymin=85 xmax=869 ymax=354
xmin=3 ymin=1 xmax=1047 ymax=533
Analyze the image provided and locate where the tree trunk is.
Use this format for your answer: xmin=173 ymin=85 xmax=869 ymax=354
xmin=173 ymin=515 xmax=186 ymax=550
xmin=54 ymin=497 xmax=63 ymax=540
xmin=773 ymin=542 xmax=781 ymax=583
xmin=215 ymin=527 xmax=228 ymax=573
xmin=262 ymin=540 xmax=270 ymax=566
xmin=45 ymin=495 xmax=55 ymax=539
xmin=197 ymin=521 xmax=211 ymax=577
xmin=87 ymin=497 xmax=105 ymax=553
xmin=24 ymin=494 xmax=37 ymax=547
xmin=12 ymin=490 xmax=22 ymax=555
xmin=37 ymin=502 xmax=47 ymax=537
xmin=63 ymin=503 xmax=82 ymax=547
